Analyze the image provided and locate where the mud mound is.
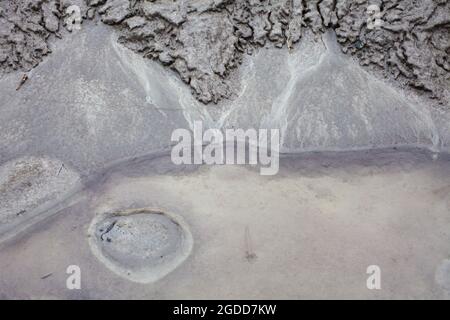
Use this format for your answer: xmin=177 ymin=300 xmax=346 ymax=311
xmin=88 ymin=208 xmax=193 ymax=283
xmin=0 ymin=156 xmax=80 ymax=240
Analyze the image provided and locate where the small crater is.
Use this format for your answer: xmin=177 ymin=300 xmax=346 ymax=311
xmin=88 ymin=208 xmax=193 ymax=283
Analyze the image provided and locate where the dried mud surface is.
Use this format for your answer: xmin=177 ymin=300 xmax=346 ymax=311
xmin=1 ymin=0 xmax=449 ymax=105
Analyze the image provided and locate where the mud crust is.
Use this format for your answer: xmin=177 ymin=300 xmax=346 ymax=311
xmin=1 ymin=0 xmax=449 ymax=105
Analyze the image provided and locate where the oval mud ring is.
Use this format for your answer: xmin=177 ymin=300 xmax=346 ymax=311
xmin=88 ymin=208 xmax=193 ymax=283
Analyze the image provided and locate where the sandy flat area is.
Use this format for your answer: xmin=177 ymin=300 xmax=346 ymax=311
xmin=0 ymin=149 xmax=449 ymax=299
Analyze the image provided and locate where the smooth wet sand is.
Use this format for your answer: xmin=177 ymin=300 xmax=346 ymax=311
xmin=0 ymin=149 xmax=450 ymax=299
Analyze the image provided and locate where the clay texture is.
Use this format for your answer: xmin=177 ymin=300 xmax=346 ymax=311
xmin=1 ymin=0 xmax=449 ymax=105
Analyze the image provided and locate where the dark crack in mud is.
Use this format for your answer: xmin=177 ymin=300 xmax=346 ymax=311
xmin=1 ymin=0 xmax=449 ymax=106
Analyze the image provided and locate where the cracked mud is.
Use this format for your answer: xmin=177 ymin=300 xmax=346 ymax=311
xmin=1 ymin=0 xmax=449 ymax=105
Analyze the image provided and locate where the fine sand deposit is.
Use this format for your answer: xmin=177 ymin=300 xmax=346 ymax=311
xmin=1 ymin=150 xmax=450 ymax=299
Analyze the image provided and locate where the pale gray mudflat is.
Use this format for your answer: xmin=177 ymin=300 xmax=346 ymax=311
xmin=0 ymin=149 xmax=450 ymax=299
